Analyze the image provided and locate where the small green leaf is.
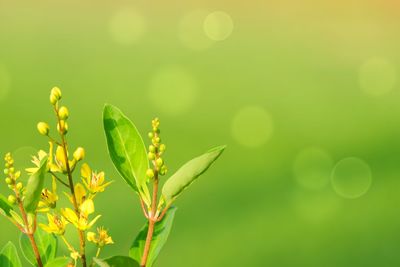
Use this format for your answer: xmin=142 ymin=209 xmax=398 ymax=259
xmin=20 ymin=221 xmax=57 ymax=266
xmin=44 ymin=257 xmax=70 ymax=267
xmin=93 ymin=256 xmax=140 ymax=267
xmin=0 ymin=194 xmax=13 ymax=216
xmin=23 ymin=157 xmax=48 ymax=213
xmin=162 ymin=145 xmax=226 ymax=205
xmin=129 ymin=207 xmax=177 ymax=267
xmin=103 ymin=104 xmax=151 ymax=205
xmin=0 ymin=242 xmax=22 ymax=267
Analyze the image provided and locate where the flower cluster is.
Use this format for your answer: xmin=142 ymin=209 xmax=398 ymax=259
xmin=146 ymin=118 xmax=168 ymax=179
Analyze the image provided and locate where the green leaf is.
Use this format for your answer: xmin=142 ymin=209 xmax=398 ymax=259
xmin=103 ymin=104 xmax=151 ymax=205
xmin=93 ymin=256 xmax=140 ymax=267
xmin=162 ymin=145 xmax=226 ymax=205
xmin=0 ymin=194 xmax=13 ymax=216
xmin=0 ymin=242 xmax=22 ymax=267
xmin=20 ymin=222 xmax=57 ymax=266
xmin=23 ymin=157 xmax=48 ymax=213
xmin=129 ymin=207 xmax=177 ymax=267
xmin=44 ymin=257 xmax=70 ymax=267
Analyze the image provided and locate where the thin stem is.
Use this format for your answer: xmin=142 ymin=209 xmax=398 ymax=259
xmin=140 ymin=198 xmax=149 ymax=219
xmin=15 ymin=191 xmax=43 ymax=267
xmin=157 ymin=202 xmax=172 ymax=222
xmin=140 ymin=174 xmax=159 ymax=267
xmin=61 ymin=235 xmax=77 ymax=253
xmin=49 ymin=172 xmax=70 ymax=188
xmin=54 ymin=106 xmax=87 ymax=267
xmin=95 ymin=247 xmax=101 ymax=258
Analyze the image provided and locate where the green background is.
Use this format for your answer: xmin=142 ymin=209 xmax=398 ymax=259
xmin=1 ymin=0 xmax=400 ymax=266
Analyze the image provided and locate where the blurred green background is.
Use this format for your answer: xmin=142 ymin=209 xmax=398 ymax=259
xmin=1 ymin=0 xmax=400 ymax=266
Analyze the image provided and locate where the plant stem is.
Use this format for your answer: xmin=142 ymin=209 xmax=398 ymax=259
xmin=55 ymin=106 xmax=87 ymax=267
xmin=140 ymin=175 xmax=159 ymax=267
xmin=15 ymin=192 xmax=43 ymax=267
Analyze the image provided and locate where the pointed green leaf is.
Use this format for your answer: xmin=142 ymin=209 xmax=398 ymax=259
xmin=162 ymin=146 xmax=226 ymax=205
xmin=93 ymin=256 xmax=140 ymax=267
xmin=0 ymin=194 xmax=13 ymax=216
xmin=20 ymin=222 xmax=57 ymax=266
xmin=103 ymin=104 xmax=150 ymax=204
xmin=44 ymin=257 xmax=70 ymax=267
xmin=129 ymin=207 xmax=177 ymax=267
xmin=23 ymin=157 xmax=48 ymax=213
xmin=0 ymin=242 xmax=22 ymax=267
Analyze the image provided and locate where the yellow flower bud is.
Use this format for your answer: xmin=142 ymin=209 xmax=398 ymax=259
xmin=149 ymin=145 xmax=156 ymax=153
xmin=146 ymin=169 xmax=154 ymax=178
xmin=5 ymin=178 xmax=12 ymax=184
xmin=57 ymin=120 xmax=68 ymax=134
xmin=159 ymin=144 xmax=166 ymax=153
xmin=50 ymin=87 xmax=62 ymax=104
xmin=16 ymin=182 xmax=23 ymax=190
xmin=156 ymin=158 xmax=163 ymax=167
xmin=73 ymin=147 xmax=85 ymax=161
xmin=148 ymin=152 xmax=155 ymax=160
xmin=8 ymin=195 xmax=16 ymax=204
xmin=37 ymin=122 xmax=50 ymax=136
xmin=58 ymin=106 xmax=69 ymax=120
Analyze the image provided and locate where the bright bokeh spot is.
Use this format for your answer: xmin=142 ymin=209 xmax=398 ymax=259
xmin=149 ymin=66 xmax=197 ymax=116
xmin=231 ymin=106 xmax=273 ymax=148
xmin=293 ymin=147 xmax=334 ymax=190
xmin=178 ymin=10 xmax=214 ymax=50
xmin=359 ymin=57 xmax=396 ymax=96
xmin=109 ymin=8 xmax=146 ymax=45
xmin=204 ymin=11 xmax=234 ymax=41
xmin=331 ymin=157 xmax=372 ymax=199
xmin=0 ymin=64 xmax=11 ymax=100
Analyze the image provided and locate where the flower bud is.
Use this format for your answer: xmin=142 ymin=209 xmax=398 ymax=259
xmin=148 ymin=132 xmax=154 ymax=139
xmin=4 ymin=169 xmax=8 ymax=175
xmin=149 ymin=145 xmax=156 ymax=153
xmin=58 ymin=106 xmax=69 ymax=120
xmin=156 ymin=158 xmax=164 ymax=167
xmin=146 ymin=169 xmax=154 ymax=178
xmin=57 ymin=120 xmax=68 ymax=134
xmin=37 ymin=122 xmax=50 ymax=136
xmin=5 ymin=177 xmax=12 ymax=184
xmin=8 ymin=167 xmax=14 ymax=174
xmin=159 ymin=144 xmax=166 ymax=153
xmin=16 ymin=182 xmax=23 ymax=190
xmin=153 ymin=137 xmax=161 ymax=144
xmin=160 ymin=165 xmax=168 ymax=176
xmin=148 ymin=152 xmax=155 ymax=160
xmin=50 ymin=87 xmax=62 ymax=104
xmin=8 ymin=195 xmax=16 ymax=204
xmin=73 ymin=147 xmax=85 ymax=161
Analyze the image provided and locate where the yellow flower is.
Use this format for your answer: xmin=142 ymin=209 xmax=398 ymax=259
xmin=64 ymin=183 xmax=87 ymax=206
xmin=39 ymin=213 xmax=68 ymax=235
xmin=36 ymin=188 xmax=58 ymax=212
xmin=81 ymin=164 xmax=112 ymax=194
xmin=61 ymin=199 xmax=101 ymax=231
xmin=25 ymin=150 xmax=48 ymax=175
xmin=87 ymin=227 xmax=114 ymax=247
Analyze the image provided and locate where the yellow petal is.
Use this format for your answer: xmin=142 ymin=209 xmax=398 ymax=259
xmin=81 ymin=163 xmax=91 ymax=180
xmin=62 ymin=208 xmax=78 ymax=224
xmin=74 ymin=183 xmax=86 ymax=205
xmin=55 ymin=146 xmax=67 ymax=170
xmin=87 ymin=232 xmax=96 ymax=242
xmin=97 ymin=172 xmax=105 ymax=184
xmin=80 ymin=199 xmax=94 ymax=216
xmin=87 ymin=215 xmax=101 ymax=230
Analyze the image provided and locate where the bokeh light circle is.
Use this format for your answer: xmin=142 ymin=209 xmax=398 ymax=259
xmin=203 ymin=11 xmax=234 ymax=41
xmin=331 ymin=157 xmax=372 ymax=199
xmin=149 ymin=66 xmax=197 ymax=116
xmin=359 ymin=57 xmax=397 ymax=96
xmin=178 ymin=10 xmax=213 ymax=50
xmin=109 ymin=8 xmax=146 ymax=45
xmin=293 ymin=147 xmax=334 ymax=190
xmin=0 ymin=64 xmax=11 ymax=100
xmin=231 ymin=106 xmax=274 ymax=148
